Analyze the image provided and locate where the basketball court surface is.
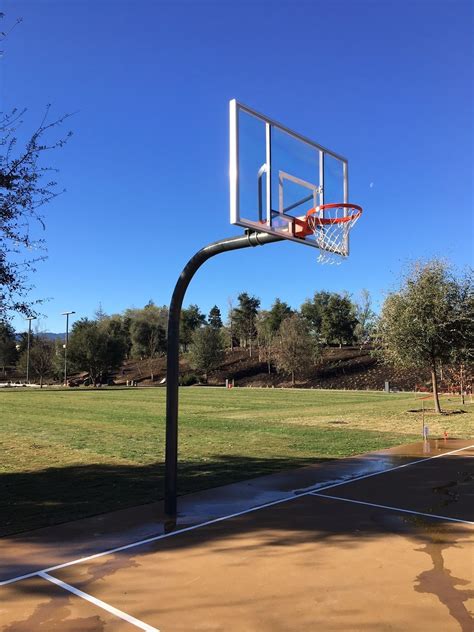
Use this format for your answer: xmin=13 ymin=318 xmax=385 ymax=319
xmin=1 ymin=438 xmax=473 ymax=631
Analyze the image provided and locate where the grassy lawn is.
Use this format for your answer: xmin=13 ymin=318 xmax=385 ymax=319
xmin=1 ymin=387 xmax=472 ymax=536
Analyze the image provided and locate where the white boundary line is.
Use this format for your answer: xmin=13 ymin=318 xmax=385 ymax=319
xmin=303 ymin=444 xmax=474 ymax=494
xmin=38 ymin=572 xmax=160 ymax=631
xmin=0 ymin=493 xmax=308 ymax=586
xmin=310 ymin=493 xmax=474 ymax=526
xmin=1 ymin=443 xmax=472 ymax=588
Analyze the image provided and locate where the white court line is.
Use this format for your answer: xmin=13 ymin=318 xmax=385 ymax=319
xmin=1 ymin=443 xmax=472 ymax=587
xmin=38 ymin=572 xmax=160 ymax=632
xmin=0 ymin=493 xmax=309 ymax=586
xmin=310 ymin=492 xmax=474 ymax=526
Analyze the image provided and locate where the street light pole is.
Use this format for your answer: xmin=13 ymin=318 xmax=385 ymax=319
xmin=61 ymin=311 xmax=75 ymax=386
xmin=25 ymin=316 xmax=36 ymax=384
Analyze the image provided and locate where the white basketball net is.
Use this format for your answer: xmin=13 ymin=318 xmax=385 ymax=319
xmin=307 ymin=204 xmax=362 ymax=265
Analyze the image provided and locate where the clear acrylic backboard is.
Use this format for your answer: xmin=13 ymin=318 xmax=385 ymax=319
xmin=229 ymin=100 xmax=357 ymax=257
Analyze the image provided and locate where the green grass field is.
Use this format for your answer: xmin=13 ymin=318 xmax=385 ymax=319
xmin=1 ymin=387 xmax=472 ymax=536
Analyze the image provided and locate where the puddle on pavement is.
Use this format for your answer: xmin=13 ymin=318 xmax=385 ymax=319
xmin=2 ymin=597 xmax=105 ymax=632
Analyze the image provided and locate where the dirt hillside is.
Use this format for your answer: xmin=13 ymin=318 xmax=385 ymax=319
xmin=112 ymin=347 xmax=434 ymax=392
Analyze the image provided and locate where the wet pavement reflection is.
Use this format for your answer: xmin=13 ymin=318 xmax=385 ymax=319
xmin=1 ymin=439 xmax=473 ymax=631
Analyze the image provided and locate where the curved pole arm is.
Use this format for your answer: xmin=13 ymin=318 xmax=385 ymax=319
xmin=165 ymin=230 xmax=283 ymax=520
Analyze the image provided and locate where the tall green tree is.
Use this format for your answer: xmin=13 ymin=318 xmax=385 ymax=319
xmin=256 ymin=301 xmax=293 ymax=374
xmin=300 ymin=291 xmax=332 ymax=337
xmin=227 ymin=297 xmax=237 ymax=351
xmin=189 ymin=326 xmax=224 ymax=382
xmin=125 ymin=302 xmax=167 ymax=355
xmin=103 ymin=313 xmax=131 ymax=357
xmin=0 ymin=320 xmax=17 ymax=375
xmin=17 ymin=335 xmax=54 ymax=386
xmin=443 ymin=271 xmax=474 ymax=404
xmin=275 ymin=314 xmax=318 ymax=385
xmin=180 ymin=304 xmax=206 ymax=351
xmin=301 ymin=291 xmax=357 ymax=345
xmin=233 ymin=292 xmax=260 ymax=356
xmin=321 ymin=293 xmax=358 ymax=346
xmin=267 ymin=298 xmax=293 ymax=334
xmin=130 ymin=307 xmax=166 ymax=381
xmin=377 ymin=261 xmax=472 ymax=413
xmin=68 ymin=318 xmax=127 ymax=385
xmin=208 ymin=305 xmax=223 ymax=329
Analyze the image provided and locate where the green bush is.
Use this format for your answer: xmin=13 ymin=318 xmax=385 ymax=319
xmin=179 ymin=373 xmax=199 ymax=386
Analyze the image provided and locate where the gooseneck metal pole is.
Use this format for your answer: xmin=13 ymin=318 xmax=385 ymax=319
xmin=165 ymin=230 xmax=282 ymax=520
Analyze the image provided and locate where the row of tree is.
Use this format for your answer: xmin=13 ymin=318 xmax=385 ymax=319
xmin=1 ymin=288 xmax=373 ymax=384
xmin=190 ymin=311 xmax=320 ymax=386
xmin=1 ymin=260 xmax=472 ymax=412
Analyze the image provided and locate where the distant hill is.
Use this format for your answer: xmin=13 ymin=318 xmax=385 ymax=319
xmin=14 ymin=332 xmax=64 ymax=341
xmin=42 ymin=332 xmax=65 ymax=340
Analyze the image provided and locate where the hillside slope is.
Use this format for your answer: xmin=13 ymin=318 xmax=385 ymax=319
xmin=113 ymin=347 xmax=434 ymax=392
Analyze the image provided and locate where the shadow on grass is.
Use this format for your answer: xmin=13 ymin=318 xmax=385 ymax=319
xmin=2 ymin=450 xmax=472 ymax=539
xmin=0 ymin=454 xmax=327 ymax=537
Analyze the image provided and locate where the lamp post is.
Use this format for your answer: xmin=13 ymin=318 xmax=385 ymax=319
xmin=62 ymin=311 xmax=75 ymax=386
xmin=25 ymin=316 xmax=36 ymax=384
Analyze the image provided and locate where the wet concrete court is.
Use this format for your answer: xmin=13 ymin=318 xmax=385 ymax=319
xmin=1 ymin=439 xmax=473 ymax=631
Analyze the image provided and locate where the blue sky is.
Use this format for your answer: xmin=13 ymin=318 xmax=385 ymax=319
xmin=3 ymin=0 xmax=473 ymax=334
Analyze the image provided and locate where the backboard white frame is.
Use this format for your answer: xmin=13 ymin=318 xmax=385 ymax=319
xmin=229 ymin=99 xmax=350 ymax=251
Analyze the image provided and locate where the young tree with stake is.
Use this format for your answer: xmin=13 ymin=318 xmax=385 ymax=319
xmin=377 ymin=260 xmax=472 ymax=413
xmin=275 ymin=313 xmax=318 ymax=386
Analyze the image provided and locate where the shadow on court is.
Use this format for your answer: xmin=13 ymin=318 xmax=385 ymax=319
xmin=1 ymin=442 xmax=473 ymax=632
xmin=1 ymin=444 xmax=472 ymax=540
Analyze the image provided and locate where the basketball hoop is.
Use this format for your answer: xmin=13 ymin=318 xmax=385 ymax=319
xmin=306 ymin=203 xmax=362 ymax=264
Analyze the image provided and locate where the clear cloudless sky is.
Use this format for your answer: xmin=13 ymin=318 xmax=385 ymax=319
xmin=3 ymin=0 xmax=473 ymax=333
